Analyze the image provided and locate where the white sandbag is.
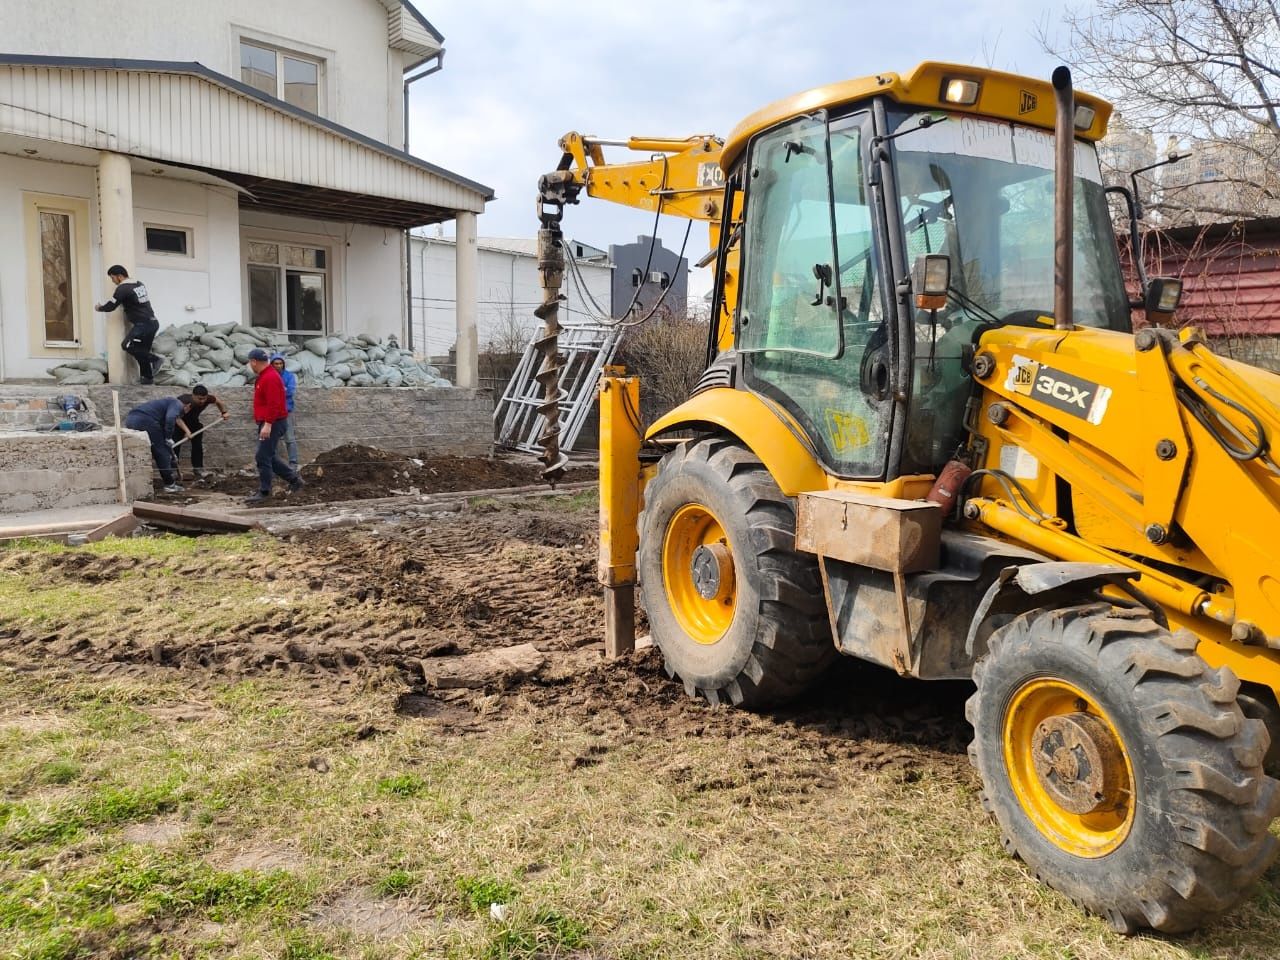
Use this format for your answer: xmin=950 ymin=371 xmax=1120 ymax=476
xmin=304 ymin=337 xmax=328 ymax=357
xmin=294 ymin=350 xmax=326 ymax=377
xmin=228 ymin=332 xmax=259 ymax=346
xmin=284 ymin=357 xmax=302 ymax=373
xmin=153 ymin=368 xmax=194 ymax=387
xmin=174 ymin=322 xmax=206 ymax=339
xmin=328 ymin=363 xmax=352 ymax=380
xmin=326 ymin=336 xmax=347 ymax=354
xmin=364 ymin=361 xmax=386 ymax=378
xmin=198 ymin=371 xmax=234 ymax=388
xmin=348 ymin=373 xmax=375 ymax=386
xmin=367 ymin=346 xmax=386 ymax=361
xmin=205 ymin=347 xmax=235 ymax=369
xmin=326 ymin=348 xmax=354 ymax=365
xmin=152 ymin=334 xmax=179 ymax=355
xmin=198 ymin=333 xmax=227 ymax=350
xmin=383 ymin=348 xmax=401 ymax=366
xmin=171 ymin=345 xmax=190 ymax=368
xmin=55 ymin=369 xmax=106 ymax=386
xmin=205 ymin=321 xmax=237 ymax=336
xmin=383 ymin=368 xmax=404 ymax=388
xmin=232 ymin=344 xmax=254 ymax=364
xmin=226 ymin=374 xmax=247 ymax=387
xmin=424 ymin=365 xmax=442 ymax=378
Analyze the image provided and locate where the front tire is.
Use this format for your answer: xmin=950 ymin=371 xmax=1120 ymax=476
xmin=638 ymin=436 xmax=835 ymax=707
xmin=967 ymin=603 xmax=1280 ymax=933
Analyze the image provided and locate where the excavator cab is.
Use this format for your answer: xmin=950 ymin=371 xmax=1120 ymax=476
xmin=539 ymin=63 xmax=1280 ymax=934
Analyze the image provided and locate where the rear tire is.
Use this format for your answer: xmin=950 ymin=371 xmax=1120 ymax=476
xmin=966 ymin=603 xmax=1280 ymax=933
xmin=638 ymin=436 xmax=835 ymax=707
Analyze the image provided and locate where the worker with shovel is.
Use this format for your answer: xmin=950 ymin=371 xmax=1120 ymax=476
xmin=124 ymin=394 xmax=194 ymax=493
xmin=172 ymin=384 xmax=229 ymax=480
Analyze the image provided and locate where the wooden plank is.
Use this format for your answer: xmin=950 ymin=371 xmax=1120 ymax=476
xmin=132 ymin=501 xmax=263 ymax=534
xmin=83 ymin=512 xmax=140 ymax=543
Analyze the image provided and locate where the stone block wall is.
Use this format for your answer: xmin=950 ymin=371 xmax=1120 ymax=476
xmin=82 ymin=385 xmax=493 ymax=472
xmin=0 ymin=430 xmax=151 ymax=513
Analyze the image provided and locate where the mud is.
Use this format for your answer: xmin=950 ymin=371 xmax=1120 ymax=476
xmin=195 ymin=444 xmax=596 ymax=505
xmin=0 ymin=496 xmax=972 ymax=776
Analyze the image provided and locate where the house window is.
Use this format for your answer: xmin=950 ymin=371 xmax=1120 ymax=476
xmin=38 ymin=210 xmax=76 ymax=344
xmin=144 ymin=225 xmax=191 ymax=257
xmin=239 ymin=40 xmax=321 ymax=114
xmin=247 ymin=240 xmax=328 ymax=338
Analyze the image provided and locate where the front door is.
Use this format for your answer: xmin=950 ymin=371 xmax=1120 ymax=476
xmin=737 ymin=111 xmax=893 ymax=479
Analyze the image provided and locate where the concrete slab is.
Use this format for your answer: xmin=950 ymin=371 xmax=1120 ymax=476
xmin=0 ymin=503 xmax=133 ymax=540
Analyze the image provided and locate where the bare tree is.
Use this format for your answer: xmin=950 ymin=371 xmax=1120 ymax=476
xmin=616 ymin=307 xmax=708 ymax=424
xmin=1046 ymin=0 xmax=1280 ymax=222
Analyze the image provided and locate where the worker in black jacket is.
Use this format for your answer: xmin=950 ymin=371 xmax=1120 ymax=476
xmin=172 ymin=384 xmax=230 ymax=478
xmin=125 ymin=395 xmax=194 ymax=492
xmin=95 ymin=265 xmax=163 ymax=384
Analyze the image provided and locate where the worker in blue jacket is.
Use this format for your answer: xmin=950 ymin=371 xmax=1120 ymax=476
xmin=124 ymin=395 xmax=194 ymax=492
xmin=269 ymin=353 xmax=299 ymax=472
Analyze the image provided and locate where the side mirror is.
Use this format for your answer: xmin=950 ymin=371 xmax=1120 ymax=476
xmin=912 ymin=254 xmax=950 ymax=311
xmin=1144 ymin=277 xmax=1183 ymax=324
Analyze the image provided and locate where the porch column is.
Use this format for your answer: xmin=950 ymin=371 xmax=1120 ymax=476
xmin=454 ymin=210 xmax=478 ymax=388
xmin=97 ymin=152 xmax=134 ymax=384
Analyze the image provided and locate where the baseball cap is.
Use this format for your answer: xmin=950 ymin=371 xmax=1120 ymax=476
xmin=247 ymin=348 xmax=270 ymax=362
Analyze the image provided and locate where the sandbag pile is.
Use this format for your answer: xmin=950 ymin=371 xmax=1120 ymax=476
xmin=45 ymin=357 xmax=109 ymax=385
xmin=46 ymin=322 xmax=452 ymax=389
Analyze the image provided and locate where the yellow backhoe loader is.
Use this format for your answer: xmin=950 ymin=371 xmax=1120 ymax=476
xmin=533 ymin=63 xmax=1280 ymax=933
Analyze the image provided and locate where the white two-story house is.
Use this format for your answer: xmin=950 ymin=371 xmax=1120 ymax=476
xmin=0 ymin=0 xmax=491 ymax=385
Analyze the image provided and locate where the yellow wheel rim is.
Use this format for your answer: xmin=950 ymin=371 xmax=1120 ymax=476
xmin=662 ymin=503 xmax=736 ymax=645
xmin=1003 ymin=677 xmax=1136 ymax=858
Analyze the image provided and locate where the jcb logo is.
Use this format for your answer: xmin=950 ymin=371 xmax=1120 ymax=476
xmin=1019 ymin=90 xmax=1038 ymax=115
xmin=1012 ymin=365 xmax=1034 ymax=387
xmin=1034 ymin=374 xmax=1089 ymax=409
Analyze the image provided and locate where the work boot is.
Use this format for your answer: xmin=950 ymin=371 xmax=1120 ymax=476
xmin=139 ymin=378 xmax=154 ymax=386
xmin=150 ymin=355 xmax=166 ymax=375
xmin=288 ymin=477 xmax=305 ymax=494
xmin=163 ymin=483 xmax=184 ymax=493
xmin=244 ymin=491 xmax=270 ymax=505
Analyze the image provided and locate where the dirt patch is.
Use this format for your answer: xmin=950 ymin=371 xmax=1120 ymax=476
xmin=0 ymin=494 xmax=970 ymax=775
xmin=312 ymin=889 xmax=425 ymax=939
xmin=120 ymin=817 xmax=190 ymax=847
xmin=197 ymin=444 xmax=596 ymax=505
xmin=218 ymin=842 xmax=307 ymax=873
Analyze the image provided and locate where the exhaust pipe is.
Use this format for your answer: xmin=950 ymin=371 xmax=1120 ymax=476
xmin=1052 ymin=66 xmax=1074 ymax=332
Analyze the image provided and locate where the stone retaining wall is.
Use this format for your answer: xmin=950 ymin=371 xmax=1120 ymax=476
xmin=75 ymin=386 xmax=494 ymax=472
xmin=0 ymin=430 xmax=151 ymax=513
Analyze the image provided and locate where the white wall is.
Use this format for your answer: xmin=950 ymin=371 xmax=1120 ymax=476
xmin=410 ymin=237 xmax=614 ymax=358
xmin=0 ymin=154 xmax=101 ymax=381
xmin=10 ymin=0 xmax=410 ymax=147
xmin=130 ymin=175 xmax=243 ymax=329
xmin=239 ymin=209 xmax=404 ymax=342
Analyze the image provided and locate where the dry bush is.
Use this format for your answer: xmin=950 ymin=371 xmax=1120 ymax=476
xmin=616 ymin=313 xmax=709 ymax=425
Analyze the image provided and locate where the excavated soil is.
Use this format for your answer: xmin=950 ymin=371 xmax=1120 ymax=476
xmin=198 ymin=445 xmax=596 ymax=505
xmin=0 ymin=499 xmax=972 ymax=768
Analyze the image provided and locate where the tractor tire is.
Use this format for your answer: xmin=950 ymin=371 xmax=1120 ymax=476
xmin=966 ymin=602 xmax=1280 ymax=934
xmin=638 ymin=436 xmax=835 ymax=708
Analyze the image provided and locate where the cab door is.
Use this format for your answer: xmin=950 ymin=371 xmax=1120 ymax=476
xmin=736 ymin=110 xmax=893 ymax=479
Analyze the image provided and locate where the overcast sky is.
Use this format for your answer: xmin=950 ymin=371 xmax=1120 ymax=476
xmin=407 ymin=1 xmax=1090 ymax=298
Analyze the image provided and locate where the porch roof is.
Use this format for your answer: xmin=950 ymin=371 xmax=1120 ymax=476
xmin=0 ymin=55 xmax=492 ymax=228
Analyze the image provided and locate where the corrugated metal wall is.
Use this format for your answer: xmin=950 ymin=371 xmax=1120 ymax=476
xmin=0 ymin=64 xmax=484 ymax=213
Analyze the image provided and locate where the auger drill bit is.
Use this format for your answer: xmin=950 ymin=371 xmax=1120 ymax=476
xmin=534 ymin=166 xmax=581 ymax=485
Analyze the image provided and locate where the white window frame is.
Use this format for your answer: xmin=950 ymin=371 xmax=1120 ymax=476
xmin=36 ymin=206 xmax=81 ymax=347
xmin=23 ymin=192 xmax=94 ymax=357
xmin=143 ymin=223 xmax=194 ymax=259
xmin=243 ymin=235 xmax=333 ymax=339
xmin=233 ymin=29 xmax=329 ymax=116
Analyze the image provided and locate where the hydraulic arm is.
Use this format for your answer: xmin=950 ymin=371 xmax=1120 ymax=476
xmin=533 ymin=133 xmax=731 ymax=480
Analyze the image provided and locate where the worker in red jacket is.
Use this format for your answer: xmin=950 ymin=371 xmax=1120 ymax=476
xmin=244 ymin=347 xmax=304 ymax=504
